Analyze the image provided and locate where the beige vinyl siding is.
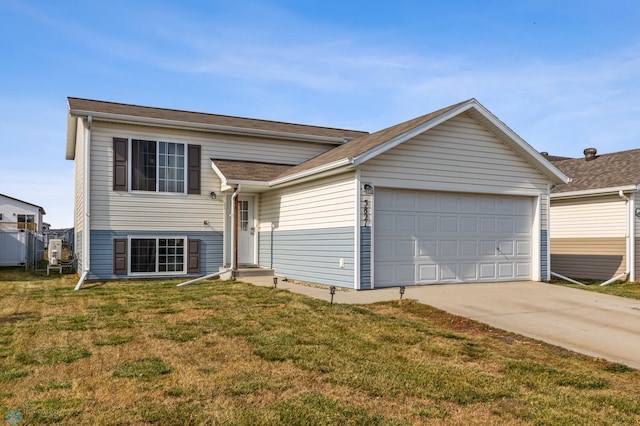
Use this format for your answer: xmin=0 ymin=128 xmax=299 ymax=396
xmin=74 ymin=118 xmax=85 ymax=234
xmin=551 ymin=238 xmax=626 ymax=280
xmin=259 ymin=172 xmax=356 ymax=232
xmin=359 ymin=113 xmax=551 ymax=197
xmin=550 ymin=195 xmax=628 ymax=280
xmin=550 ymin=195 xmax=627 ymax=238
xmin=88 ymin=122 xmax=336 ymax=231
xmin=93 ymin=121 xmax=333 ymax=165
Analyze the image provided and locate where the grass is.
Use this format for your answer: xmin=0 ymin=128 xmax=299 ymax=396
xmin=1 ymin=266 xmax=640 ymax=425
xmin=550 ymin=278 xmax=640 ymax=299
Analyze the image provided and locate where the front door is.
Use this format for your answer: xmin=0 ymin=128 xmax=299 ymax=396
xmin=237 ymin=196 xmax=255 ymax=265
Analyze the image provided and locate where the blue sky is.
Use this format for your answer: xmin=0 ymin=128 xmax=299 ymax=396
xmin=1 ymin=0 xmax=639 ymax=228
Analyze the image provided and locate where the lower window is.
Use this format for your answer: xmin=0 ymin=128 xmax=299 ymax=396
xmin=130 ymin=237 xmax=186 ymax=274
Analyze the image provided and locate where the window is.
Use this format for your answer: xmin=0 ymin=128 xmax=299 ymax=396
xmin=239 ymin=200 xmax=249 ymax=231
xmin=17 ymin=214 xmax=35 ymax=231
xmin=129 ymin=237 xmax=186 ymax=275
xmin=131 ymin=139 xmax=185 ymax=193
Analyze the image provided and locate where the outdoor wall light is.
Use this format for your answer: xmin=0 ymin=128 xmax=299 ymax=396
xmin=209 ymin=191 xmax=217 ymax=200
xmin=635 ymin=207 xmax=640 ymax=218
xmin=363 ymin=184 xmax=374 ymax=195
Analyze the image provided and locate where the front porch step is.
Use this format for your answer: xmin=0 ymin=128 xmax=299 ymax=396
xmin=219 ymin=266 xmax=275 ymax=280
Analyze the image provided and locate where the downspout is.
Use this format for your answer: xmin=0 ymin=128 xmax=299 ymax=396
xmin=619 ymin=190 xmax=632 ymax=282
xmin=546 ymin=185 xmax=552 ymax=281
xmin=74 ymin=115 xmax=91 ymax=291
xmin=630 ymin=190 xmax=636 ymax=282
xmin=231 ymin=185 xmax=241 ymax=279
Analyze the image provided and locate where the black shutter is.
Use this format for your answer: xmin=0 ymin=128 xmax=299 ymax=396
xmin=113 ymin=238 xmax=128 ymax=275
xmin=187 ymin=144 xmax=201 ymax=195
xmin=113 ymin=138 xmax=128 ymax=191
xmin=187 ymin=239 xmax=201 ymax=273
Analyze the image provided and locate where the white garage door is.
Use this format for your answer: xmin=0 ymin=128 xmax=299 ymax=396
xmin=375 ymin=189 xmax=532 ymax=287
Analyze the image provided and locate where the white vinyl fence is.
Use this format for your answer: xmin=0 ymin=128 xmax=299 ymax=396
xmin=0 ymin=229 xmax=45 ymax=269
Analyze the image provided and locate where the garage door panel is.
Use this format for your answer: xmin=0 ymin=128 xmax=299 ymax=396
xmin=460 ymin=240 xmax=478 ymax=256
xmin=480 ymin=218 xmax=496 ymax=233
xmin=516 ymin=262 xmax=531 ymax=277
xmin=480 ymin=263 xmax=497 ymax=279
xmin=440 ymin=264 xmax=457 ymax=280
xmin=397 ymin=215 xmax=417 ymax=232
xmin=375 ymin=189 xmax=532 ymax=287
xmin=396 ymin=264 xmax=416 ymax=283
xmin=498 ymin=263 xmax=514 ymax=278
xmin=396 ymin=240 xmax=416 ymax=257
xmin=479 ymin=241 xmax=496 ymax=256
xmin=418 ymin=264 xmax=437 ymax=281
xmin=516 ymin=241 xmax=531 ymax=256
xmin=498 ymin=218 xmax=515 ymax=233
xmin=419 ymin=216 xmax=438 ymax=232
xmin=461 ymin=217 xmax=478 ymax=233
xmin=498 ymin=241 xmax=514 ymax=256
xmin=439 ymin=216 xmax=458 ymax=233
xmin=418 ymin=240 xmax=437 ymax=257
xmin=460 ymin=263 xmax=478 ymax=280
xmin=440 ymin=240 xmax=458 ymax=257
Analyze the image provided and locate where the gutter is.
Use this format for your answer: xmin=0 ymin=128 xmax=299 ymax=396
xmin=230 ymin=185 xmax=241 ymax=278
xmin=551 ymin=185 xmax=638 ymax=200
xmin=68 ymin=109 xmax=352 ymax=145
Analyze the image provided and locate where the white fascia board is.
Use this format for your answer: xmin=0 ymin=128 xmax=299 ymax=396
xmin=352 ymin=101 xmax=477 ymax=166
xmin=469 ymin=102 xmax=570 ymax=185
xmin=210 ymin=161 xmax=228 ymax=185
xmin=225 ymin=180 xmax=270 ymax=187
xmin=68 ymin=109 xmax=349 ymax=145
xmin=269 ymin=158 xmax=353 ymax=186
xmin=551 ymin=185 xmax=639 ymax=199
xmin=65 ymin=113 xmax=78 ymax=160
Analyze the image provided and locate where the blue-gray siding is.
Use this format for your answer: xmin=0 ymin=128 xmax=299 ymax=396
xmin=541 ymin=229 xmax=548 ymax=280
xmin=360 ymin=226 xmax=372 ymax=289
xmin=88 ymin=230 xmax=222 ymax=280
xmin=259 ymin=227 xmax=355 ymax=288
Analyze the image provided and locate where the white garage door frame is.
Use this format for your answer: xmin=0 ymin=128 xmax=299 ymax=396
xmin=371 ymin=186 xmax=543 ymax=288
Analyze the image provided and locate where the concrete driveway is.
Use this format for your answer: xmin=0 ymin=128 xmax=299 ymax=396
xmin=243 ymin=278 xmax=640 ymax=369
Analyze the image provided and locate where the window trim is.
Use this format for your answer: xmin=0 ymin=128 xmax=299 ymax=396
xmin=127 ymin=137 xmax=188 ymax=195
xmin=127 ymin=235 xmax=188 ymax=276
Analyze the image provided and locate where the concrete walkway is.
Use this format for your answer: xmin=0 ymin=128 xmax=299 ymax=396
xmin=241 ymin=277 xmax=640 ymax=369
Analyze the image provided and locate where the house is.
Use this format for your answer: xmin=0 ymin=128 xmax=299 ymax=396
xmin=0 ymin=193 xmax=46 ymax=266
xmin=65 ymin=97 xmax=568 ymax=289
xmin=548 ymin=148 xmax=640 ymax=281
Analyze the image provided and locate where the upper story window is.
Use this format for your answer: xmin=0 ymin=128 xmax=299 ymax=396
xmin=113 ymin=137 xmax=200 ymax=195
xmin=131 ymin=140 xmax=186 ymax=193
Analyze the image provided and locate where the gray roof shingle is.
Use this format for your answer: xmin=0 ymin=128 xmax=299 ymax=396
xmin=551 ymin=148 xmax=640 ymax=193
xmin=68 ymin=97 xmax=367 ymax=140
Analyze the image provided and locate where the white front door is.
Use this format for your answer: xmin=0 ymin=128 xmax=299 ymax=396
xmin=237 ymin=196 xmax=255 ymax=265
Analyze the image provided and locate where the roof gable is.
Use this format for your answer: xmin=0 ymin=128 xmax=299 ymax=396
xmin=272 ymin=99 xmax=569 ymax=186
xmin=0 ymin=193 xmax=46 ymax=214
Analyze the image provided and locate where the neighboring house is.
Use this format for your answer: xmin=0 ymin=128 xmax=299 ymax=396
xmin=0 ymin=193 xmax=46 ymax=266
xmin=549 ymin=148 xmax=640 ymax=281
xmin=65 ymin=97 xmax=568 ymax=289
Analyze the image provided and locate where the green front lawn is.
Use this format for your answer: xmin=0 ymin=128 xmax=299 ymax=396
xmin=1 ymin=267 xmax=639 ymax=425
